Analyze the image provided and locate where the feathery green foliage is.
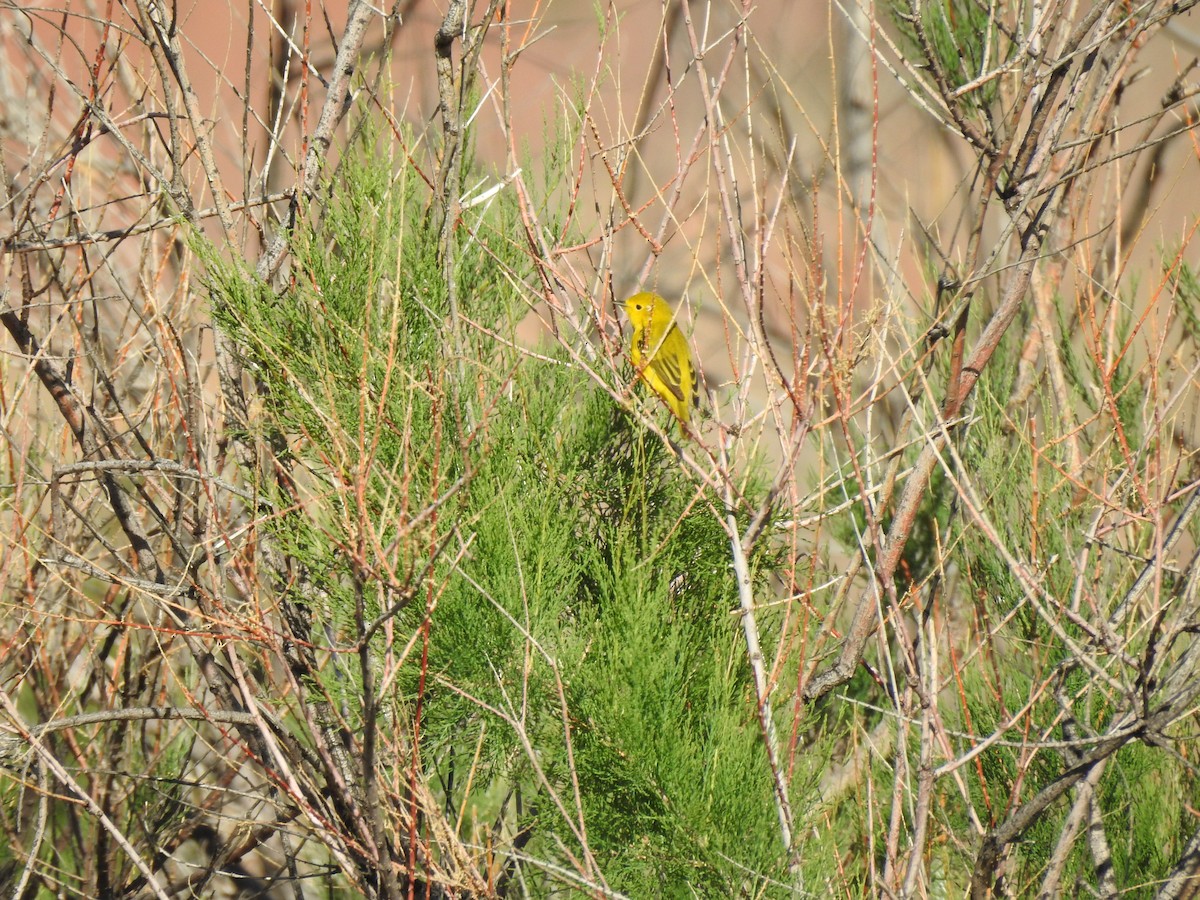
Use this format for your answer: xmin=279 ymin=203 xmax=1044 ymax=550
xmin=204 ymin=124 xmax=796 ymax=896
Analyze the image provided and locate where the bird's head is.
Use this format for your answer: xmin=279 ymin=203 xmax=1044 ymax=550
xmin=623 ymin=291 xmax=668 ymax=330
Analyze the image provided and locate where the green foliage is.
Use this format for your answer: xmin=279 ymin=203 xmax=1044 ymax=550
xmin=203 ymin=123 xmax=794 ymax=896
xmin=407 ymin=395 xmax=790 ymax=894
xmin=1172 ymin=257 xmax=1200 ymax=344
xmin=888 ymin=0 xmax=1005 ymax=113
xmin=1103 ymin=742 xmax=1178 ymax=890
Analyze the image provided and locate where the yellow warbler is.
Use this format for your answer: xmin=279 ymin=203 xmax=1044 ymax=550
xmin=623 ymin=291 xmax=698 ymax=426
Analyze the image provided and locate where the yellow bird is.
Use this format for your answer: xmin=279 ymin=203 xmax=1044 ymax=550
xmin=623 ymin=291 xmax=698 ymax=426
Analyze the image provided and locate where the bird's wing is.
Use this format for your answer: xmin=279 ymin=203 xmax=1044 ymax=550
xmin=647 ymin=341 xmax=687 ymax=401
